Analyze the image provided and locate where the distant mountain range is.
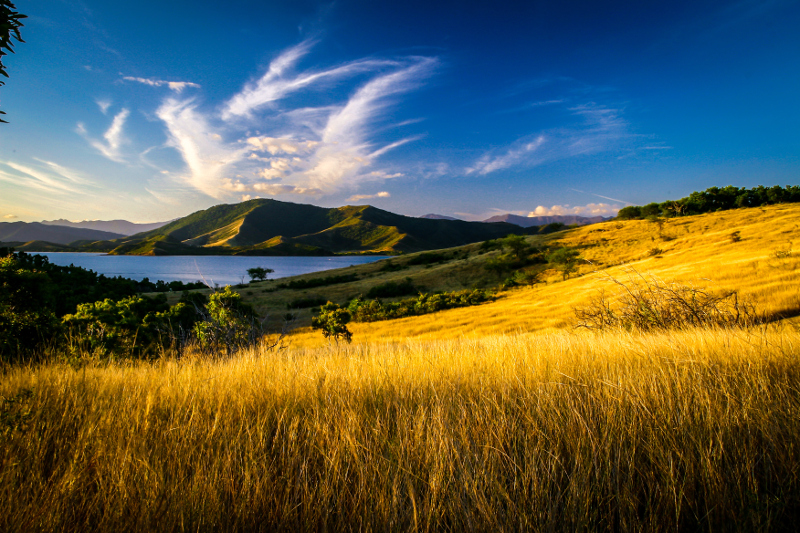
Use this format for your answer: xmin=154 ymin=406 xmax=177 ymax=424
xmin=0 ymin=222 xmax=124 ymax=245
xmin=1 ymin=201 xmax=609 ymax=256
xmin=482 ymin=214 xmax=608 ymax=227
xmin=41 ymin=219 xmax=170 ymax=236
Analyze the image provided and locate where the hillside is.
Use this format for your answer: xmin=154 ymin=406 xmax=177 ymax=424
xmin=0 ymin=221 xmax=124 ymax=245
xmin=163 ymin=203 xmax=799 ymax=345
xmin=96 ymin=198 xmax=528 ymax=256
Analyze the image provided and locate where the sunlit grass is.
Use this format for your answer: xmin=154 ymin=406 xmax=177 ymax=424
xmin=2 ymin=326 xmax=799 ymax=531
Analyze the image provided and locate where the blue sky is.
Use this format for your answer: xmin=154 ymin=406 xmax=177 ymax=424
xmin=0 ymin=0 xmax=798 ymax=223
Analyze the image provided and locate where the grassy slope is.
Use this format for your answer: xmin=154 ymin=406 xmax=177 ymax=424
xmin=2 ymin=328 xmax=798 ymax=531
xmin=190 ymin=203 xmax=799 ymax=346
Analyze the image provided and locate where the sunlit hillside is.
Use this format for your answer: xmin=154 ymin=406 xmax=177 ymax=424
xmin=277 ymin=203 xmax=800 ymax=346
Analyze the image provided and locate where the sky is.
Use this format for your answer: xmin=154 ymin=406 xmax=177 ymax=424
xmin=0 ymin=0 xmax=798 ymax=223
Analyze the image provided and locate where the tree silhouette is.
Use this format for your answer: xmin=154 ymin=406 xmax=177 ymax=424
xmin=1 ymin=0 xmax=26 ymax=123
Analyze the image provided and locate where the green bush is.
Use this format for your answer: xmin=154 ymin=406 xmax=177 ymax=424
xmin=193 ymin=286 xmax=258 ymax=356
xmin=0 ymin=256 xmax=59 ymax=362
xmin=346 ymin=289 xmax=493 ymax=323
xmin=311 ymin=302 xmax=352 ymax=343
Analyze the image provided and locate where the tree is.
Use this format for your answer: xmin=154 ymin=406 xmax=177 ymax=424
xmin=247 ymin=267 xmax=274 ymax=282
xmin=1 ymin=0 xmax=26 ymax=123
xmin=193 ymin=286 xmax=258 ymax=355
xmin=0 ymin=254 xmax=59 ymax=361
xmin=547 ymin=247 xmax=581 ymax=280
xmin=502 ymin=234 xmax=529 ymax=261
xmin=311 ymin=302 xmax=352 ymax=344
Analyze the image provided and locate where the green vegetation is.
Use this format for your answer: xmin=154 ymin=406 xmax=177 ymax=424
xmin=246 ymin=266 xmax=273 ymax=282
xmin=0 ymin=0 xmax=25 ymax=123
xmin=617 ymin=184 xmax=800 ymax=220
xmin=310 ymin=301 xmax=352 ymax=343
xmin=347 ymin=289 xmax=493 ymax=323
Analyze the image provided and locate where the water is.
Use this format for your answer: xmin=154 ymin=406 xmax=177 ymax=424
xmin=38 ymin=253 xmax=389 ymax=286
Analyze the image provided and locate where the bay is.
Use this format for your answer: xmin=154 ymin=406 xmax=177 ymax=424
xmin=38 ymin=253 xmax=389 ymax=286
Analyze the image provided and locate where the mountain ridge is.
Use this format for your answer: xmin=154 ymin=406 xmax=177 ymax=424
xmin=87 ymin=199 xmax=535 ymax=256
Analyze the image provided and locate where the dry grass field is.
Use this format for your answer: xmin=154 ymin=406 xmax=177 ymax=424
xmin=2 ymin=204 xmax=800 ymax=531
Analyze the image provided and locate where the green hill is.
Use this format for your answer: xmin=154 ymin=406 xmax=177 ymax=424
xmin=90 ymin=199 xmax=528 ymax=256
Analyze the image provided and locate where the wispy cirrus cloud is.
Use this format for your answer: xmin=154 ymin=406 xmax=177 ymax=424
xmin=466 ymin=102 xmax=631 ymax=175
xmin=123 ymin=76 xmax=201 ymax=93
xmin=0 ymin=160 xmax=94 ymax=195
xmin=76 ymin=108 xmax=130 ymax=163
xmin=147 ymin=40 xmax=436 ymax=202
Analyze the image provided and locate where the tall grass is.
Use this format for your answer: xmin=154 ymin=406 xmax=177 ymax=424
xmin=2 ymin=326 xmax=799 ymax=531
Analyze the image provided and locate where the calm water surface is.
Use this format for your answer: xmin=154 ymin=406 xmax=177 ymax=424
xmin=39 ymin=253 xmax=389 ymax=286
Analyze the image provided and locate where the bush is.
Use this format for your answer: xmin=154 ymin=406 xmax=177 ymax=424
xmin=311 ymin=302 xmax=352 ymax=343
xmin=0 ymin=256 xmax=59 ymax=362
xmin=574 ymin=272 xmax=760 ymax=331
xmin=347 ymin=289 xmax=493 ymax=323
xmin=193 ymin=286 xmax=259 ymax=356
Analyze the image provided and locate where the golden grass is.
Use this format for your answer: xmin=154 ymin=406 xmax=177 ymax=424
xmin=287 ymin=204 xmax=800 ymax=347
xmin=2 ymin=326 xmax=799 ymax=531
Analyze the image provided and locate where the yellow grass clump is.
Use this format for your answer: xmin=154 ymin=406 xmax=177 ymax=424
xmin=2 ymin=326 xmax=799 ymax=531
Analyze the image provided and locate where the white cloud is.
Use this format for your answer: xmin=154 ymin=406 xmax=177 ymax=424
xmin=252 ymin=183 xmax=323 ymax=196
xmin=466 ymin=103 xmax=632 ymax=175
xmin=156 ymin=98 xmax=248 ymax=198
xmin=220 ymin=39 xmax=399 ymax=121
xmin=123 ymin=76 xmax=201 ymax=93
xmin=0 ymin=160 xmax=97 ymax=200
xmin=3 ymin=214 xmax=17 ymax=219
xmin=96 ymin=99 xmax=112 ymax=114
xmin=221 ymin=178 xmax=322 ymax=196
xmin=467 ymin=136 xmax=545 ymax=175
xmin=528 ymin=202 xmax=620 ymax=217
xmin=76 ymin=108 xmax=130 ymax=163
xmin=347 ymin=191 xmax=390 ymax=202
xmin=145 ymin=41 xmax=436 ymax=201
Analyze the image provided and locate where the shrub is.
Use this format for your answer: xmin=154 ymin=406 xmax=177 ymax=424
xmin=574 ymin=272 xmax=760 ymax=331
xmin=0 ymin=255 xmax=59 ymax=362
xmin=347 ymin=289 xmax=493 ymax=323
xmin=311 ymin=302 xmax=352 ymax=343
xmin=193 ymin=286 xmax=259 ymax=356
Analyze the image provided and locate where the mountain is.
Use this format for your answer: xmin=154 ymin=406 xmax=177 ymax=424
xmin=419 ymin=214 xmax=459 ymax=220
xmin=0 ymin=222 xmax=125 ymax=245
xmin=41 ymin=219 xmax=171 ymax=236
xmin=482 ymin=214 xmax=607 ymax=227
xmin=92 ymin=199 xmax=529 ymax=256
